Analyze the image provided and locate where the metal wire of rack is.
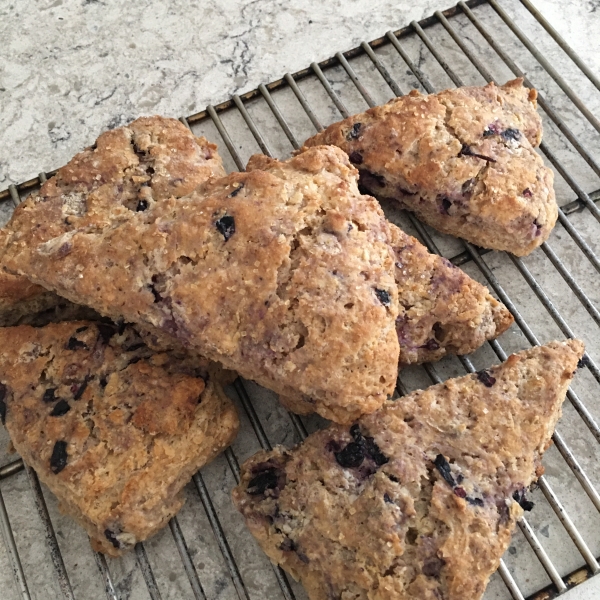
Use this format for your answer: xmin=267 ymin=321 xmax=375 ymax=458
xmin=1 ymin=0 xmax=600 ymax=598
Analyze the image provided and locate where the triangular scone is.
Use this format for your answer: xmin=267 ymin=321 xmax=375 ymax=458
xmin=0 ymin=116 xmax=226 ymax=326
xmin=279 ymin=221 xmax=513 ymax=421
xmin=233 ymin=340 xmax=583 ymax=600
xmin=303 ymin=79 xmax=557 ymax=256
xmin=0 ymin=321 xmax=239 ymax=556
xmin=1 ymin=145 xmax=400 ymax=421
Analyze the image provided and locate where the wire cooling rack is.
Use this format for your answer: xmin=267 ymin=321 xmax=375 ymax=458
xmin=1 ymin=0 xmax=600 ymax=598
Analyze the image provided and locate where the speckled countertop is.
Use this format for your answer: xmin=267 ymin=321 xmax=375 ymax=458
xmin=1 ymin=1 xmax=600 ymax=599
xmin=0 ymin=0 xmax=598 ymax=188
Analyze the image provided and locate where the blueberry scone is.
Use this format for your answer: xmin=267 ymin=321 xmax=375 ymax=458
xmin=2 ymin=145 xmax=400 ymax=422
xmin=0 ymin=115 xmax=226 ymax=325
xmin=303 ymin=79 xmax=557 ymax=256
xmin=233 ymin=340 xmax=583 ymax=600
xmin=279 ymin=220 xmax=513 ymax=418
xmin=0 ymin=321 xmax=239 ymax=556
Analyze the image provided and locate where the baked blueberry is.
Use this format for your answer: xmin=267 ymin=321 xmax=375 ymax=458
xmin=50 ymin=441 xmax=68 ymax=474
xmin=215 ymin=215 xmax=235 ymax=241
xmin=477 ymin=370 xmax=496 ymax=388
xmin=50 ymin=400 xmax=71 ymax=417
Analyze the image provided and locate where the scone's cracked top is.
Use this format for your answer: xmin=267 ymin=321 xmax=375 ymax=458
xmin=233 ymin=340 xmax=584 ymax=600
xmin=0 ymin=321 xmax=239 ymax=556
xmin=2 ymin=144 xmax=400 ymax=423
xmin=303 ymin=78 xmax=557 ymax=256
xmin=0 ymin=116 xmax=225 ymax=325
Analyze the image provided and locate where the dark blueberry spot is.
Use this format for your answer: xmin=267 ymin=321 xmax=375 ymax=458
xmin=228 ymin=183 xmax=244 ymax=197
xmin=533 ymin=219 xmax=542 ymax=237
xmin=523 ymin=188 xmax=533 ymax=198
xmin=50 ymin=441 xmax=68 ymax=474
xmin=216 ymin=215 xmax=235 ymax=241
xmin=502 ymin=128 xmax=521 ymax=142
xmin=104 ymin=529 xmax=121 ymax=549
xmin=0 ymin=383 xmax=6 ymax=425
xmin=364 ymin=436 xmax=389 ymax=466
xmin=454 ymin=486 xmax=467 ymax=499
xmin=440 ymin=196 xmax=452 ymax=215
xmin=458 ymin=143 xmax=472 ymax=157
xmin=433 ymin=454 xmax=455 ymax=488
xmin=43 ymin=388 xmax=57 ymax=403
xmin=467 ymin=496 xmax=485 ymax=507
xmin=136 ymin=199 xmax=149 ymax=212
xmin=374 ymin=288 xmax=391 ymax=307
xmin=421 ymin=338 xmax=440 ymax=351
xmin=127 ymin=356 xmax=142 ymax=366
xmin=456 ymin=473 xmax=464 ymax=484
xmin=422 ymin=556 xmax=445 ymax=578
xmin=67 ymin=337 xmax=88 ymax=351
xmin=73 ymin=379 xmax=88 ymax=401
xmin=279 ymin=538 xmax=297 ymax=552
xmin=459 ymin=143 xmax=496 ymax=163
xmin=578 ymin=356 xmax=589 ymax=369
xmin=146 ymin=166 xmax=155 ymax=176
xmin=50 ymin=400 xmax=71 ymax=417
xmin=297 ymin=551 xmax=310 ymax=564
xmin=346 ymin=424 xmax=388 ymax=466
xmin=97 ymin=322 xmax=118 ymax=344
xmin=384 ymin=493 xmax=393 ymax=504
xmin=513 ymin=489 xmax=534 ymax=511
xmin=75 ymin=326 xmax=88 ymax=333
xmin=477 ymin=369 xmax=496 ymax=387
xmin=247 ymin=467 xmax=279 ymax=495
xmin=346 ymin=122 xmax=362 ymax=141
xmin=99 ymin=377 xmax=108 ymax=388
xmin=348 ymin=151 xmax=363 ymax=165
xmin=335 ymin=442 xmax=365 ymax=469
xmin=124 ymin=343 xmax=145 ymax=352
xmin=387 ymin=474 xmax=400 ymax=483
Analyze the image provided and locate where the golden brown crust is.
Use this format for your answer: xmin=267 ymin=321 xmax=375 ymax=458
xmin=1 ymin=115 xmax=225 ymax=256
xmin=2 ymin=145 xmax=399 ymax=423
xmin=279 ymin=221 xmax=513 ymax=419
xmin=0 ymin=321 xmax=239 ymax=556
xmin=0 ymin=116 xmax=225 ymax=325
xmin=234 ymin=340 xmax=584 ymax=600
xmin=303 ymin=79 xmax=556 ymax=256
xmin=388 ymin=222 xmax=512 ymax=364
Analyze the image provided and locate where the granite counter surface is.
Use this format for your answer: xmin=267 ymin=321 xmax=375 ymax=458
xmin=0 ymin=0 xmax=599 ymax=187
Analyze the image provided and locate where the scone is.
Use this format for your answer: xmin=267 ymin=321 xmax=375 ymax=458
xmin=279 ymin=219 xmax=513 ymax=416
xmin=233 ymin=340 xmax=584 ymax=600
xmin=0 ymin=321 xmax=239 ymax=556
xmin=303 ymin=79 xmax=557 ymax=256
xmin=2 ymin=145 xmax=400 ymax=423
xmin=0 ymin=115 xmax=226 ymax=325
